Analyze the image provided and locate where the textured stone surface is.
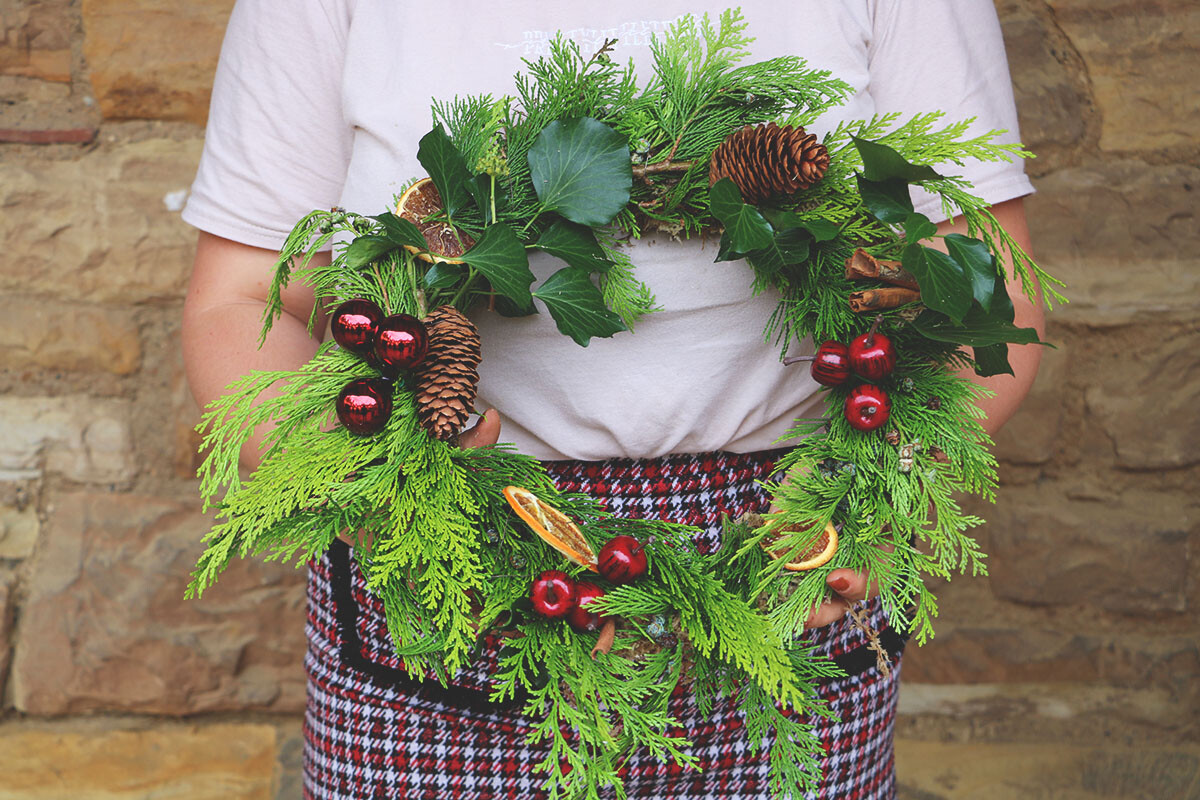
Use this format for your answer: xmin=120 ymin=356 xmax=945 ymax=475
xmin=82 ymin=0 xmax=235 ymax=123
xmin=0 ymin=569 xmax=15 ymax=696
xmin=896 ymin=739 xmax=1200 ymax=800
xmin=0 ymin=395 xmax=134 ymax=483
xmin=0 ymin=722 xmax=279 ymax=799
xmin=0 ymin=136 xmax=202 ymax=303
xmin=0 ymin=502 xmax=38 ymax=558
xmin=0 ymin=298 xmax=141 ymax=375
xmin=1052 ymin=0 xmax=1200 ymax=154
xmin=0 ymin=0 xmax=72 ymax=82
xmin=10 ymin=492 xmax=307 ymax=715
xmin=986 ymin=486 xmax=1191 ymax=613
xmin=1025 ymin=163 xmax=1200 ymax=322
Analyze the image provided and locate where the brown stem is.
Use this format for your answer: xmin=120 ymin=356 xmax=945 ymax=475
xmin=849 ymin=287 xmax=922 ymax=313
xmin=866 ymin=314 xmax=883 ymax=347
xmin=782 ymin=355 xmax=817 ymax=366
xmin=631 ymin=160 xmax=698 ymax=179
xmin=844 ymin=248 xmax=919 ymax=291
xmin=591 ymin=618 xmax=617 ymax=659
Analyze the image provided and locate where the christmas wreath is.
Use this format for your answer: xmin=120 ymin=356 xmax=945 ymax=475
xmin=187 ymin=10 xmax=1062 ymax=798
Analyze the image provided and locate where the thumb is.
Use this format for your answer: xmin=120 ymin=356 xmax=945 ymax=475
xmin=459 ymin=408 xmax=501 ymax=448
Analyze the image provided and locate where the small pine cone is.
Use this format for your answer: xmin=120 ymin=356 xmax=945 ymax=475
xmin=708 ymin=122 xmax=830 ymax=204
xmin=413 ymin=305 xmax=482 ymax=441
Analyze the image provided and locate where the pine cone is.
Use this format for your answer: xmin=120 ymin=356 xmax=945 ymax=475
xmin=708 ymin=122 xmax=830 ymax=204
xmin=413 ymin=305 xmax=482 ymax=441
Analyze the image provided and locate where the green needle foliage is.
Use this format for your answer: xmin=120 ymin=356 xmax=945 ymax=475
xmin=189 ymin=8 xmax=1063 ymax=798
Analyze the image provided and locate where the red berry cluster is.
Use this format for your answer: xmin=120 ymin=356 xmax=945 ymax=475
xmin=789 ymin=316 xmax=896 ymax=432
xmin=529 ymin=536 xmax=648 ymax=630
xmin=330 ymin=299 xmax=429 ymax=436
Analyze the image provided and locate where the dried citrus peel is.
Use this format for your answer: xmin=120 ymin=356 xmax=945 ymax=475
xmin=761 ymin=520 xmax=839 ymax=571
xmin=395 ymin=178 xmax=474 ymax=264
xmin=503 ymin=486 xmax=599 ymax=571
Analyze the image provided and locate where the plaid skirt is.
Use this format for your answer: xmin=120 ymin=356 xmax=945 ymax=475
xmin=303 ymin=449 xmax=904 ymax=799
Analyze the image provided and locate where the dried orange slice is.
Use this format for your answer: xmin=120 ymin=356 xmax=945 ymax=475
xmin=503 ymin=486 xmax=598 ymax=571
xmin=761 ymin=520 xmax=839 ymax=571
xmin=395 ymin=178 xmax=475 ymax=264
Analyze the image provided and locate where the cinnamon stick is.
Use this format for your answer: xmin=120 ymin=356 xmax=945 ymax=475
xmin=845 ymin=248 xmax=920 ymax=291
xmin=849 ymin=287 xmax=922 ymax=313
xmin=590 ymin=619 xmax=617 ymax=658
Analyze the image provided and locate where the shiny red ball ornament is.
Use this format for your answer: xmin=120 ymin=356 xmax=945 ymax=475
xmin=336 ymin=377 xmax=394 ymax=436
xmin=567 ymin=582 xmax=608 ymax=632
xmin=848 ymin=316 xmax=896 ymax=381
xmin=374 ymin=314 xmax=429 ymax=371
xmin=844 ymin=384 xmax=892 ymax=432
xmin=808 ymin=341 xmax=851 ymax=386
xmin=597 ymin=536 xmax=648 ymax=584
xmin=530 ymin=570 xmax=578 ymax=620
xmin=331 ymin=299 xmax=384 ymax=354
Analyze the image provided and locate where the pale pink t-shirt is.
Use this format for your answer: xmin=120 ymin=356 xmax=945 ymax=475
xmin=184 ymin=0 xmax=1033 ymax=461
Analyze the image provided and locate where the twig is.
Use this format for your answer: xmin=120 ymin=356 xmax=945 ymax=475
xmin=847 ymin=602 xmax=892 ymax=678
xmin=631 ymin=160 xmax=698 ymax=179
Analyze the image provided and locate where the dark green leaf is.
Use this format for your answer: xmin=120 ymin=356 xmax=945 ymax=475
xmin=534 ymin=220 xmax=614 ymax=273
xmin=857 ymin=175 xmax=913 ymax=224
xmin=747 ymin=229 xmax=811 ymax=276
xmin=904 ymin=213 xmax=937 ymax=242
xmin=533 ymin=268 xmax=627 ymax=346
xmin=344 ymin=235 xmax=397 ymax=268
xmin=912 ymin=308 xmax=1045 ymax=347
xmin=493 ymin=295 xmax=538 ymax=317
xmin=944 ymin=234 xmax=999 ymax=312
xmin=469 ymin=174 xmax=493 ymax=225
xmin=370 ymin=212 xmax=428 ymax=250
xmin=760 ymin=209 xmax=840 ymax=241
xmin=972 ymin=343 xmax=1014 ymax=377
xmin=422 ymin=262 xmax=466 ymax=290
xmin=851 ymin=136 xmax=945 ymax=183
xmin=903 ymin=244 xmax=972 ymax=323
xmin=710 ymin=178 xmax=775 ymax=255
xmin=460 ymin=223 xmax=536 ymax=309
xmin=416 ymin=126 xmax=474 ymax=217
xmin=527 ymin=117 xmax=632 ymax=227
xmin=990 ymin=269 xmax=1015 ymax=323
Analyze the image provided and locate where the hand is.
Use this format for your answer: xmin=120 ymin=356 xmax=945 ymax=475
xmin=338 ymin=408 xmax=502 ymax=547
xmin=804 ymin=567 xmax=880 ymax=628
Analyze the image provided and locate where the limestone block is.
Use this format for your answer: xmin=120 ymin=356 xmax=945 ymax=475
xmin=1051 ymin=0 xmax=1200 ymax=153
xmin=10 ymin=491 xmax=306 ymax=715
xmin=0 ymin=503 xmax=38 ymax=558
xmin=0 ymin=570 xmax=14 ymax=696
xmin=985 ymin=486 xmax=1190 ymax=613
xmin=0 ymin=722 xmax=278 ymax=799
xmin=82 ymin=0 xmax=235 ymax=123
xmin=896 ymin=739 xmax=1200 ymax=800
xmin=0 ymin=0 xmax=72 ymax=82
xmin=0 ymin=137 xmax=202 ymax=303
xmin=1025 ymin=162 xmax=1200 ymax=322
xmin=0 ymin=395 xmax=134 ymax=483
xmin=992 ymin=334 xmax=1068 ymax=465
xmin=0 ymin=298 xmax=142 ymax=375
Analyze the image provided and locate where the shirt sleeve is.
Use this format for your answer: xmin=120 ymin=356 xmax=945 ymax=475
xmin=868 ymin=0 xmax=1035 ymax=220
xmin=181 ymin=0 xmax=354 ymax=250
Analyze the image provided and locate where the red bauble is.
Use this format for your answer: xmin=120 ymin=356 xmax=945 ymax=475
xmin=809 ymin=341 xmax=852 ymax=386
xmin=844 ymin=384 xmax=892 ymax=432
xmin=331 ymin=299 xmax=384 ymax=354
xmin=336 ymin=377 xmax=394 ymax=435
xmin=597 ymin=536 xmax=648 ymax=584
xmin=530 ymin=570 xmax=578 ymax=619
xmin=374 ymin=314 xmax=429 ymax=371
xmin=848 ymin=318 xmax=896 ymax=381
xmin=567 ymin=582 xmax=608 ymax=632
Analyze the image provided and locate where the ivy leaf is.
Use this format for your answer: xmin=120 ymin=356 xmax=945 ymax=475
xmin=533 ymin=268 xmax=627 ymax=346
xmin=710 ymin=178 xmax=774 ymax=256
xmin=856 ymin=175 xmax=913 ymax=224
xmin=944 ymin=234 xmax=999 ymax=312
xmin=422 ymin=262 xmax=466 ymax=290
xmin=912 ymin=308 xmax=1045 ymax=347
xmin=851 ymin=136 xmax=945 ymax=183
xmin=904 ymin=213 xmax=937 ymax=242
xmin=760 ymin=209 xmax=840 ymax=241
xmin=989 ymin=269 xmax=1016 ymax=323
xmin=746 ymin=229 xmax=812 ymax=276
xmin=527 ymin=118 xmax=632 ymax=227
xmin=370 ymin=212 xmax=428 ymax=251
xmin=903 ymin=243 xmax=972 ymax=323
xmin=460 ymin=223 xmax=536 ymax=311
xmin=534 ymin=220 xmax=614 ymax=273
xmin=417 ymin=126 xmax=474 ymax=218
xmin=973 ymin=343 xmax=1014 ymax=377
xmin=344 ymin=235 xmax=397 ymax=268
xmin=469 ymin=174 xmax=494 ymax=225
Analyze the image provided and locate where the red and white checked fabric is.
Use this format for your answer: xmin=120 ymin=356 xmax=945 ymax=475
xmin=304 ymin=449 xmax=902 ymax=799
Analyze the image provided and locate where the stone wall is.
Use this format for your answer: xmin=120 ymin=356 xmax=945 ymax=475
xmin=0 ymin=1 xmax=1195 ymax=797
